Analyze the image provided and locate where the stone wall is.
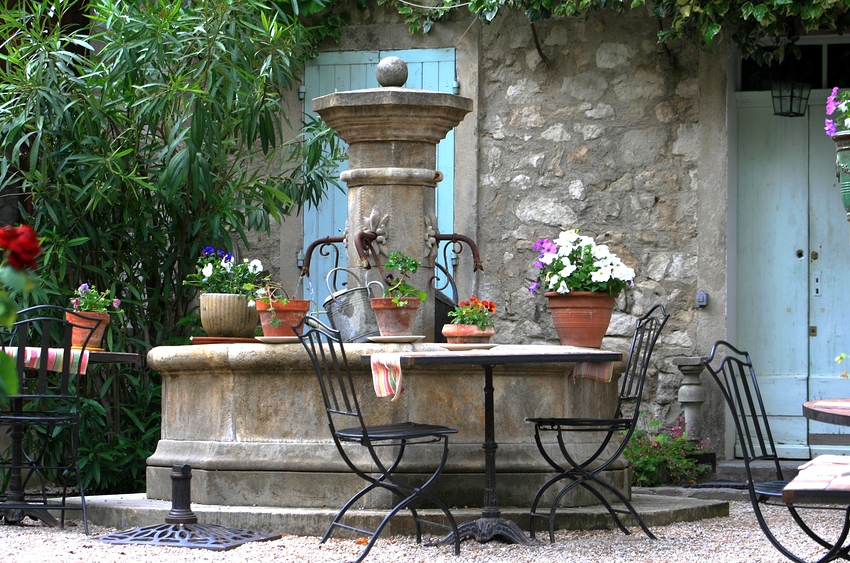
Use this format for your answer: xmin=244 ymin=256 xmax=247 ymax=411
xmin=242 ymin=6 xmax=729 ymax=455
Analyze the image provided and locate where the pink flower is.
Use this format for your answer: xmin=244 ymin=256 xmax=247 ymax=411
xmin=827 ymin=87 xmax=840 ymax=115
xmin=826 ymin=119 xmax=837 ymax=137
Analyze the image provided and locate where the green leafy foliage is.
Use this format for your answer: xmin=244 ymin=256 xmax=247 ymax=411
xmin=383 ymin=251 xmax=427 ymax=306
xmin=0 ymin=0 xmax=345 ymax=493
xmin=623 ymin=415 xmax=711 ymax=487
xmin=379 ymin=0 xmax=850 ymax=63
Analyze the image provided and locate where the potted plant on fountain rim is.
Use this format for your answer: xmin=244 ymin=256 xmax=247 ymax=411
xmin=254 ymin=282 xmax=311 ymax=338
xmin=370 ymin=251 xmax=428 ymax=337
xmin=68 ymin=283 xmax=123 ymax=350
xmin=442 ymin=295 xmax=496 ymax=344
xmin=530 ymin=229 xmax=635 ymax=348
xmin=183 ymin=247 xmax=265 ymax=338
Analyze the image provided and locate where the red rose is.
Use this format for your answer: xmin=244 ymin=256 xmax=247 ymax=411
xmin=0 ymin=225 xmax=42 ymax=269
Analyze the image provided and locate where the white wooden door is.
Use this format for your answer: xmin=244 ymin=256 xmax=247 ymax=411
xmin=737 ymin=90 xmax=850 ymax=458
xmin=302 ymin=49 xmax=456 ymax=311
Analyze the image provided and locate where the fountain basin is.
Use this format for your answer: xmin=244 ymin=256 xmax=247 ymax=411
xmin=146 ymin=343 xmax=628 ymax=509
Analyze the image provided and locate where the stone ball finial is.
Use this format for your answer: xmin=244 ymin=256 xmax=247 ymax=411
xmin=376 ymin=57 xmax=408 ymax=87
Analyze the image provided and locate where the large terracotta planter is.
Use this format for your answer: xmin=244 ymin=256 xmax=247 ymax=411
xmin=257 ymin=299 xmax=311 ymax=337
xmin=441 ymin=323 xmax=495 ymax=344
xmin=545 ymin=291 xmax=616 ymax=348
xmin=66 ymin=311 xmax=110 ymax=350
xmin=370 ymin=297 xmax=421 ymax=336
xmin=200 ymin=293 xmax=258 ymax=338
xmin=833 ymin=131 xmax=850 ymax=220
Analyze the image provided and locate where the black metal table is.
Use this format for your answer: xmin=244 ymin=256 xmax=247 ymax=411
xmin=362 ymin=344 xmax=621 ymax=545
xmin=2 ymin=349 xmax=140 ymax=527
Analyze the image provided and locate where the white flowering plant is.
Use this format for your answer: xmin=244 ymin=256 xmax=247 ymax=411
xmin=530 ymin=229 xmax=635 ymax=296
xmin=183 ymin=247 xmax=266 ymax=297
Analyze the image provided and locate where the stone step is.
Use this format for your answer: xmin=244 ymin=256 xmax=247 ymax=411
xmin=68 ymin=493 xmax=728 ymax=538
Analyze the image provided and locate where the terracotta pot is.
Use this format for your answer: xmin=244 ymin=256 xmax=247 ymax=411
xmin=441 ymin=323 xmax=495 ymax=344
xmin=66 ymin=311 xmax=110 ymax=350
xmin=199 ymin=293 xmax=258 ymax=338
xmin=257 ymin=299 xmax=311 ymax=337
xmin=545 ymin=291 xmax=616 ymax=348
xmin=370 ymin=297 xmax=421 ymax=336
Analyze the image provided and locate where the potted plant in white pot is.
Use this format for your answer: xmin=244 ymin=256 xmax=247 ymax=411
xmin=183 ymin=247 xmax=264 ymax=338
xmin=370 ymin=251 xmax=427 ymax=337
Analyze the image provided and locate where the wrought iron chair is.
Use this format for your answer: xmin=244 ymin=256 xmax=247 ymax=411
xmin=703 ymin=340 xmax=850 ymax=563
xmin=0 ymin=305 xmax=102 ymax=533
xmin=527 ymin=303 xmax=669 ymax=542
xmin=295 ymin=315 xmax=460 ymax=563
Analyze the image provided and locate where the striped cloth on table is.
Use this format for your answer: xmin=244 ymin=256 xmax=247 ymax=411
xmin=574 ymin=361 xmax=614 ymax=383
xmin=371 ymin=352 xmax=404 ymax=401
xmin=3 ymin=347 xmax=90 ymax=375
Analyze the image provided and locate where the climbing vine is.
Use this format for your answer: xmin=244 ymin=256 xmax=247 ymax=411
xmin=376 ymin=0 xmax=850 ymax=63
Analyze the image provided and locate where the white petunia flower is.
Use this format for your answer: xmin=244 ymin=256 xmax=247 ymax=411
xmin=248 ymin=259 xmax=263 ymax=274
xmin=202 ymin=263 xmax=214 ymax=278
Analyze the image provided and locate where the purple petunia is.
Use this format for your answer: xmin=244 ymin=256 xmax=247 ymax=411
xmin=529 ymin=282 xmax=540 ymax=294
xmin=826 ymin=119 xmax=837 ymax=137
xmin=827 ymin=87 xmax=840 ymax=116
xmin=202 ymin=246 xmax=216 ymax=256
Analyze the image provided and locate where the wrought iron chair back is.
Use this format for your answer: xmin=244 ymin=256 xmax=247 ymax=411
xmin=527 ymin=303 xmax=669 ymax=542
xmin=702 ymin=341 xmax=784 ymax=477
xmin=295 ymin=315 xmax=460 ymax=563
xmin=702 ymin=340 xmax=850 ymax=563
xmin=0 ymin=304 xmax=102 ymax=533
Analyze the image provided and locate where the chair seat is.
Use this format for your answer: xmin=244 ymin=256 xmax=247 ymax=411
xmin=527 ymin=416 xmax=632 ymax=431
xmin=754 ymin=479 xmax=789 ymax=498
xmin=336 ymin=421 xmax=457 ymax=442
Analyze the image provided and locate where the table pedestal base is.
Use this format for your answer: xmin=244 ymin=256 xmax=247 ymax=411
xmin=2 ymin=506 xmax=60 ymax=527
xmin=438 ymin=517 xmax=539 ymax=545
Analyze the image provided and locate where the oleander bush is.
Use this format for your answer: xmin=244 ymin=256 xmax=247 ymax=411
xmin=0 ymin=0 xmax=345 ymax=493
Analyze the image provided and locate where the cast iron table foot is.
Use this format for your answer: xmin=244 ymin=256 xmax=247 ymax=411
xmin=438 ymin=518 xmax=540 ymax=546
xmin=2 ymin=507 xmax=60 ymax=527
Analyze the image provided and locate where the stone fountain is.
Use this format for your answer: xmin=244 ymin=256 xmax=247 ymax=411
xmin=141 ymin=58 xmax=639 ymax=533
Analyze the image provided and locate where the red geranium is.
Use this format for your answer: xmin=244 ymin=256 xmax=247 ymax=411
xmin=0 ymin=225 xmax=42 ymax=269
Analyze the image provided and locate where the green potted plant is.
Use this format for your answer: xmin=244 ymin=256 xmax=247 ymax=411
xmin=68 ymin=283 xmax=123 ymax=349
xmin=530 ymin=229 xmax=635 ymax=348
xmin=183 ymin=247 xmax=265 ymax=338
xmin=442 ymin=295 xmax=496 ymax=344
xmin=370 ymin=251 xmax=428 ymax=337
xmin=254 ymin=283 xmax=311 ymax=338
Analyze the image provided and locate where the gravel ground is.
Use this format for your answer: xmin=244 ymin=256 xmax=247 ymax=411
xmin=2 ymin=501 xmax=849 ymax=562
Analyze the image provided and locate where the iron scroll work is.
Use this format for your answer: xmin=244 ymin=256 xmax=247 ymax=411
xmin=98 ymin=465 xmax=280 ymax=551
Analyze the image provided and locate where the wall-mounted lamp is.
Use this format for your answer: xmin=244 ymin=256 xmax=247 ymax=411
xmin=298 ymin=85 xmax=306 ymax=101
xmin=771 ymin=81 xmax=811 ymax=117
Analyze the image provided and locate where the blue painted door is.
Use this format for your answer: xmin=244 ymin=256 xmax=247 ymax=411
xmin=301 ymin=49 xmax=456 ymax=313
xmin=737 ymin=90 xmax=850 ymax=458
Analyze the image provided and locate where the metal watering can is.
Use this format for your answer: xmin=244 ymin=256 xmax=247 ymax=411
xmin=322 ymin=268 xmax=384 ymax=343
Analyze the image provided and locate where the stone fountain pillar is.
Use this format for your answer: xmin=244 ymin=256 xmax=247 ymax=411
xmin=312 ymin=57 xmax=472 ymax=340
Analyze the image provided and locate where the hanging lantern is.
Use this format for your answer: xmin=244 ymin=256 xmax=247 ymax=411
xmin=771 ymin=81 xmax=811 ymax=117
